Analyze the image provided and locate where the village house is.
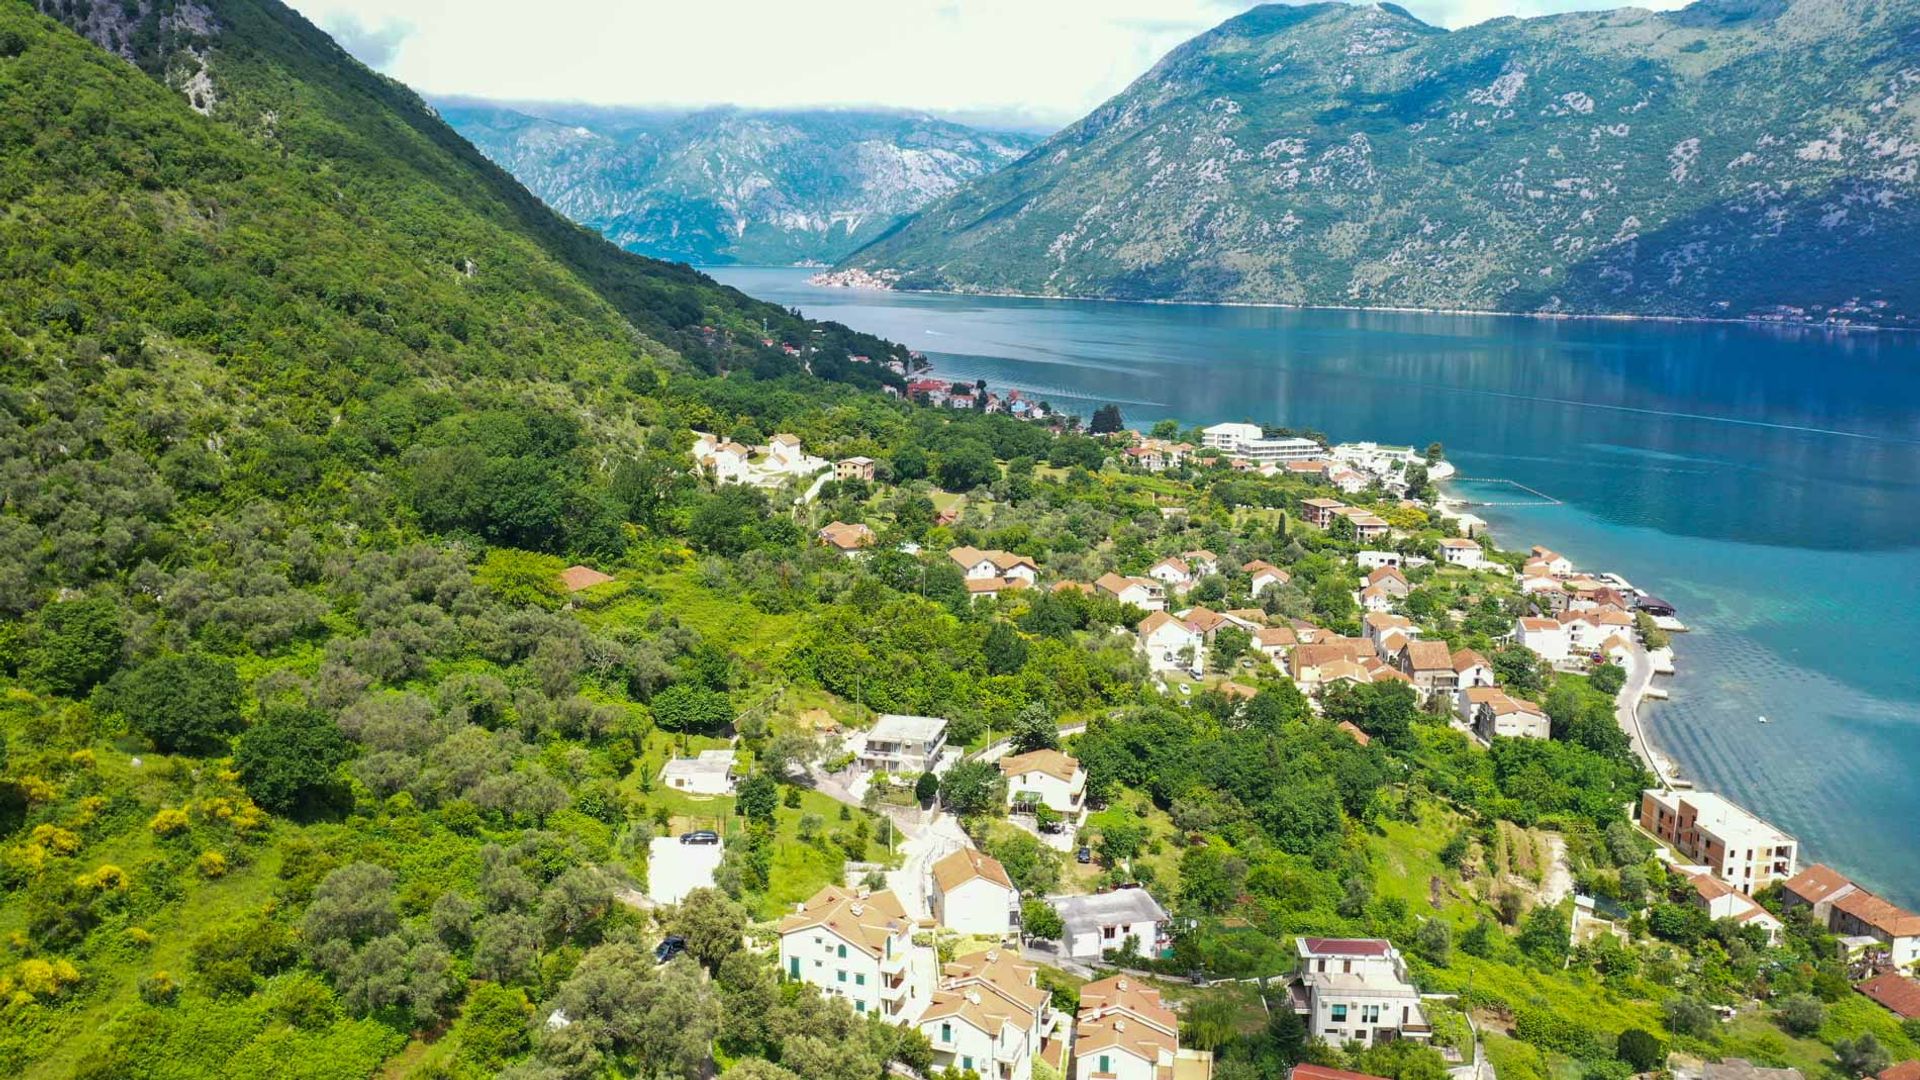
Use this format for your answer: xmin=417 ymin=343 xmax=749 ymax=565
xmin=778 ymin=886 xmax=934 ymax=1022
xmin=949 ymin=546 xmax=1040 ymax=585
xmin=1365 ymin=566 xmax=1410 ymax=599
xmin=1244 ymin=559 xmax=1291 ymax=595
xmin=1049 ymin=888 xmax=1169 ymax=961
xmin=1073 ymin=974 xmax=1210 ymax=1080
xmin=658 ymin=749 xmax=738 ymax=796
xmin=967 ymin=576 xmax=1032 ymax=603
xmin=1438 ymin=537 xmax=1485 ymax=568
xmin=921 ymin=948 xmax=1055 ymax=1080
xmin=836 ymin=456 xmax=877 ymax=482
xmin=1531 ymin=546 xmax=1575 ymax=577
xmin=1356 ymin=551 xmax=1430 ymax=572
xmin=1452 ymin=648 xmax=1496 ymax=690
xmin=1183 ymin=549 xmax=1222 ymax=577
xmin=1515 ymin=616 xmax=1571 ymax=663
xmin=1640 ymin=790 xmax=1799 ymax=895
xmin=1285 ymin=938 xmax=1431 ymax=1048
xmin=1146 ymin=556 xmax=1193 ymax=594
xmin=1254 ymin=625 xmax=1299 ymax=666
xmin=1301 ymin=497 xmax=1347 ymax=529
xmin=691 ymin=430 xmax=829 ymax=488
xmin=817 ymin=521 xmax=876 ymax=556
xmin=929 ymin=849 xmax=1019 ymax=938
xmin=1561 ymin=606 xmax=1634 ymax=652
xmin=1686 ymin=873 xmax=1785 ymax=946
xmin=1333 ymin=507 xmax=1390 ymax=543
xmin=1395 ymin=639 xmax=1457 ymax=699
xmin=1357 ymin=584 xmax=1396 ymax=613
xmin=1095 ymin=572 xmax=1167 ymax=612
xmin=1289 ymin=638 xmax=1386 ymax=694
xmin=1136 ymin=611 xmax=1205 ymax=674
xmin=1460 ymin=686 xmax=1550 ymax=741
xmin=857 ymin=714 xmax=950 ymax=775
xmin=1122 ymin=445 xmax=1165 ymax=472
xmin=1363 ymin=612 xmax=1416 ymax=654
xmin=1829 ymin=890 xmax=1920 ymax=972
xmin=559 ymin=564 xmax=615 ymax=593
xmin=1779 ymin=864 xmax=1861 ymax=924
xmin=999 ymin=748 xmax=1088 ymax=824
xmin=1329 ymin=467 xmax=1370 ymax=495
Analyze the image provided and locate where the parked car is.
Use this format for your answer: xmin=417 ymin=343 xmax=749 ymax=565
xmin=1076 ymin=846 xmax=1092 ymax=864
xmin=679 ymin=830 xmax=720 ymax=845
xmin=655 ymin=935 xmax=687 ymax=964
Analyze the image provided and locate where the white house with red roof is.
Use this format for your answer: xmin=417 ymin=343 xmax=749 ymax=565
xmin=1287 ymin=938 xmax=1430 ymax=1048
xmin=1515 ymin=616 xmax=1570 ymax=663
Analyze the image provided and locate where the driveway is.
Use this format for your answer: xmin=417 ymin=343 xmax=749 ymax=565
xmin=888 ymin=812 xmax=971 ymax=920
xmin=647 ymin=837 xmax=724 ymax=905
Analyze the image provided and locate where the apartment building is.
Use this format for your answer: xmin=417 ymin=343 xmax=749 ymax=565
xmin=1640 ymin=790 xmax=1798 ymax=895
xmin=778 ymin=886 xmax=933 ymax=1023
xmin=1285 ymin=938 xmax=1431 ymax=1048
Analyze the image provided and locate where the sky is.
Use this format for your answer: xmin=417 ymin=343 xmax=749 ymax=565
xmin=290 ymin=0 xmax=1686 ymax=131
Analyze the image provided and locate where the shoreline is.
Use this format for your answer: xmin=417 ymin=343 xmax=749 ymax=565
xmin=795 ymin=270 xmax=1912 ymax=336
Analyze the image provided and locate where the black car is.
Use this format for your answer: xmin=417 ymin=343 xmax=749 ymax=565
xmin=654 ymin=935 xmax=687 ymax=964
xmin=679 ymin=829 xmax=720 ymax=845
xmin=1076 ymin=846 xmax=1092 ymax=864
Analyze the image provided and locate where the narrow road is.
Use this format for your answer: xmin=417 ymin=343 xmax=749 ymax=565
xmin=1615 ymin=644 xmax=1670 ymax=784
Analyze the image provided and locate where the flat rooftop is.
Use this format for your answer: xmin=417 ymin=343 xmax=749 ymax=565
xmin=1648 ymin=790 xmax=1795 ymax=844
xmin=868 ymin=713 xmax=948 ymax=743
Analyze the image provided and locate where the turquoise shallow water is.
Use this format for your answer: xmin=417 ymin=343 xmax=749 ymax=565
xmin=710 ymin=267 xmax=1920 ymax=906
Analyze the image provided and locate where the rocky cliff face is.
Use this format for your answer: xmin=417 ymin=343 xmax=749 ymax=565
xmin=841 ymin=0 xmax=1920 ymax=324
xmin=438 ymin=102 xmax=1040 ymax=265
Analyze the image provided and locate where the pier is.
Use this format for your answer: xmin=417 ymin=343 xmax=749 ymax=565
xmin=1447 ymin=476 xmax=1563 ymax=507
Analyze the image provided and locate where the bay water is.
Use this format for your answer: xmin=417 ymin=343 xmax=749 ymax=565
xmin=711 ymin=266 xmax=1920 ymax=906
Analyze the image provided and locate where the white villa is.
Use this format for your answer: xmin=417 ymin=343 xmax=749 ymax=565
xmin=779 ymin=886 xmax=934 ymax=1023
xmin=999 ymin=748 xmax=1087 ymax=824
xmin=1095 ymin=572 xmax=1168 ymax=612
xmin=1136 ymin=611 xmax=1204 ymax=674
xmin=658 ymin=749 xmax=738 ymax=796
xmin=929 ymin=848 xmax=1019 ymax=938
xmin=857 ymin=714 xmax=950 ymax=774
xmin=1201 ymin=423 xmax=1323 ymax=463
xmin=920 ymin=949 xmax=1056 ymax=1080
xmin=1515 ymin=616 xmax=1570 ymax=663
xmin=691 ymin=430 xmax=829 ymax=488
xmin=1285 ymin=938 xmax=1430 ymax=1048
xmin=1049 ymin=888 xmax=1169 ymax=961
xmin=1073 ymin=974 xmax=1209 ymax=1080
xmin=1438 ymin=537 xmax=1485 ymax=568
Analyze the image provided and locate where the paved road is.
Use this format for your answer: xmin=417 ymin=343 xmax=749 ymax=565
xmin=647 ymin=837 xmax=723 ymax=905
xmin=1614 ymin=645 xmax=1671 ymax=783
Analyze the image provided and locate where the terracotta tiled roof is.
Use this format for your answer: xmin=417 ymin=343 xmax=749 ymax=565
xmin=1366 ymin=567 xmax=1408 ymax=587
xmin=1403 ymin=640 xmax=1453 ymax=671
xmin=931 ymin=848 xmax=1014 ymax=894
xmin=1301 ymin=937 xmax=1392 ymax=956
xmin=1858 ymin=972 xmax=1920 ymax=1019
xmin=1256 ymin=627 xmax=1299 ymax=649
xmin=817 ymin=521 xmax=875 ymax=550
xmin=1877 ymin=1061 xmax=1920 ymax=1080
xmin=1079 ymin=975 xmax=1179 ymax=1035
xmin=1292 ymin=1065 xmax=1392 ymax=1080
xmin=1782 ymin=864 xmax=1857 ymax=906
xmin=1336 ymin=721 xmax=1372 ymax=746
xmin=949 ymin=546 xmax=1038 ymax=573
xmin=966 ymin=576 xmax=1029 ymax=594
xmin=778 ymin=887 xmax=911 ymax=958
xmin=1834 ymin=890 xmax=1920 ymax=938
xmin=559 ymin=565 xmax=614 ymax=592
xmin=1000 ymin=748 xmax=1082 ymax=784
xmin=1451 ymin=648 xmax=1490 ymax=673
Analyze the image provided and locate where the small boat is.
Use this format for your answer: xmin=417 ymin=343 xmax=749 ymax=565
xmin=1757 ymin=715 xmax=1770 ymax=724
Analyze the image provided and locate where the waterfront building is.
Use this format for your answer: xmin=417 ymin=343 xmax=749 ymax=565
xmin=1640 ymin=790 xmax=1798 ymax=895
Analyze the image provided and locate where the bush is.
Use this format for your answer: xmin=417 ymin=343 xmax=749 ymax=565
xmin=1616 ymin=1028 xmax=1665 ymax=1071
xmin=1774 ymin=993 xmax=1825 ymax=1036
xmin=1662 ymin=995 xmax=1715 ymax=1039
xmin=106 ymin=653 xmax=245 ymax=754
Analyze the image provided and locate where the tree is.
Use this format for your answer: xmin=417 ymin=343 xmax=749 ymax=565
xmin=670 ymin=888 xmax=748 ymax=971
xmin=1097 ymin=819 xmax=1145 ymax=866
xmin=1834 ymin=1034 xmax=1891 ymax=1078
xmin=1662 ymin=995 xmax=1715 ymax=1039
xmin=1021 ymin=899 xmax=1063 ymax=941
xmin=690 ymin=486 xmax=772 ymax=555
xmin=1182 ymin=995 xmax=1238 ymax=1052
xmin=106 ymin=653 xmax=244 ymax=754
xmin=983 ymin=621 xmax=1029 ymax=675
xmin=1210 ymin=625 xmax=1251 ymax=671
xmin=651 ymin=683 xmax=734 ymax=734
xmin=891 ymin=445 xmax=929 ymax=482
xmin=1415 ymin=918 xmax=1452 ymax=966
xmin=236 ymin=705 xmax=352 ymax=816
xmin=1517 ymin=903 xmax=1571 ymax=966
xmin=1775 ymin=994 xmax=1825 ymax=1036
xmin=302 ymin=863 xmax=399 ymax=953
xmin=1589 ymin=662 xmax=1626 ymax=696
xmin=939 ymin=761 xmax=1004 ymax=817
xmin=1179 ymin=844 xmax=1244 ymax=915
xmin=737 ymin=772 xmax=778 ymax=821
xmin=474 ymin=548 xmax=566 ymax=609
xmin=1615 ymin=1028 xmax=1665 ymax=1072
xmin=460 ymin=983 xmax=532 ymax=1068
xmin=23 ymin=594 xmax=123 ymax=696
xmin=1009 ymin=701 xmax=1058 ymax=753
xmin=1089 ymin=404 xmax=1124 ymax=434
xmin=914 ymin=770 xmax=940 ymax=804
xmin=1493 ymin=644 xmax=1548 ymax=696
xmin=936 ymin=442 xmax=997 ymax=491
xmin=988 ymin=831 xmax=1062 ymax=895
xmin=1150 ymin=419 xmax=1181 ymax=440
xmin=1424 ymin=442 xmax=1445 ymax=462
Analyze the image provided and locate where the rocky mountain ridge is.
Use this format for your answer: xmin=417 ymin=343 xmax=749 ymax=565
xmin=840 ymin=0 xmax=1920 ymax=325
xmin=437 ymin=101 xmax=1040 ymax=265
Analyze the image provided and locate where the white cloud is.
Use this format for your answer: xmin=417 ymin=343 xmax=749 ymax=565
xmin=288 ymin=0 xmax=1686 ymax=129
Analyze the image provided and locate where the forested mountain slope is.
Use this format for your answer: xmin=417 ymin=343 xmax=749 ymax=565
xmin=438 ymin=101 xmax=1039 ymax=266
xmin=841 ymin=0 xmax=1920 ymax=324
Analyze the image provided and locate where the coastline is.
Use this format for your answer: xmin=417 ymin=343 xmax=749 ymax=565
xmin=797 ymin=271 xmax=1911 ymax=335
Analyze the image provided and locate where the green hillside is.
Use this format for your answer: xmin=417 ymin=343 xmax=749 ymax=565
xmin=2 ymin=3 xmax=1917 ymax=1080
xmin=841 ymin=0 xmax=1920 ymax=324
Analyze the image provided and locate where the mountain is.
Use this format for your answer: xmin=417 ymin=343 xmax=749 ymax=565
xmin=840 ymin=0 xmax=1920 ymax=324
xmin=436 ymin=101 xmax=1041 ymax=265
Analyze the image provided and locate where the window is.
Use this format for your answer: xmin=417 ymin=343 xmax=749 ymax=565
xmin=1103 ymin=926 xmax=1116 ymax=940
xmin=1099 ymin=1055 xmax=1111 ymax=1073
xmin=963 ymin=1057 xmax=973 ymax=1071
xmin=1331 ymin=1004 xmax=1348 ymax=1022
xmin=837 ymin=970 xmax=847 ymax=983
xmin=941 ymin=1023 xmax=952 ymax=1043
xmin=837 ymin=943 xmax=848 ymax=959
xmin=855 ymin=973 xmax=866 ymax=986
xmin=856 ymin=1001 xmax=866 ymax=1013
xmin=788 ymin=957 xmax=800 ymax=978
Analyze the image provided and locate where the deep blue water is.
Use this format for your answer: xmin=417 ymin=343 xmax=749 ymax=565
xmin=710 ymin=267 xmax=1920 ymax=907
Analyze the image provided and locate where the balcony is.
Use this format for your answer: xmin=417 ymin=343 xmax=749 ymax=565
xmin=880 ymin=971 xmax=910 ymax=999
